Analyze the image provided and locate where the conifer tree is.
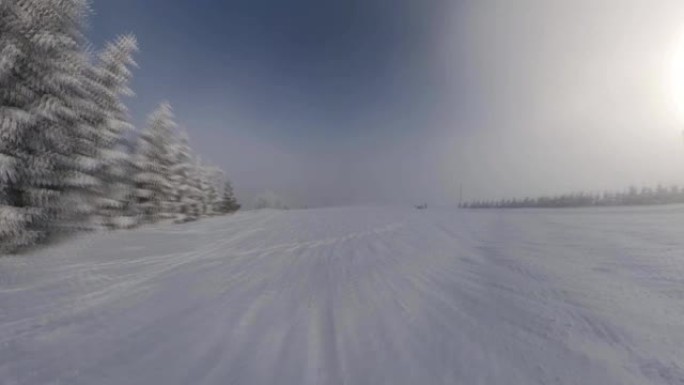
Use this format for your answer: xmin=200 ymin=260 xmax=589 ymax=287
xmin=193 ymin=158 xmax=208 ymax=216
xmin=0 ymin=0 xmax=91 ymax=251
xmin=186 ymin=156 xmax=206 ymax=219
xmin=219 ymin=180 xmax=240 ymax=214
xmin=133 ymin=103 xmax=177 ymax=223
xmin=0 ymin=1 xmax=240 ymax=253
xmin=170 ymin=130 xmax=202 ymax=222
xmin=89 ymin=34 xmax=138 ymax=229
xmin=205 ymin=166 xmax=223 ymax=215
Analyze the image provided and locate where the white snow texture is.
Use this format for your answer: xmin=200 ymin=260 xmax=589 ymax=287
xmin=1 ymin=206 xmax=683 ymax=384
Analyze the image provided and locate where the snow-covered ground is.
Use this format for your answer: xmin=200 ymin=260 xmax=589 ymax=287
xmin=1 ymin=206 xmax=684 ymax=384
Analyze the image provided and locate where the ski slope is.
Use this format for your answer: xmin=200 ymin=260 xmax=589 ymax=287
xmin=1 ymin=206 xmax=684 ymax=384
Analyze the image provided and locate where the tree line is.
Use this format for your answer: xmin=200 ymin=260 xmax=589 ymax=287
xmin=461 ymin=185 xmax=684 ymax=209
xmin=0 ymin=0 xmax=240 ymax=254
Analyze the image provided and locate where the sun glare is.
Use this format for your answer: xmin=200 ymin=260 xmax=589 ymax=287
xmin=670 ymin=28 xmax=684 ymax=124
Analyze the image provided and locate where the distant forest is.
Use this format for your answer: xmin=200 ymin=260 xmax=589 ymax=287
xmin=460 ymin=185 xmax=684 ymax=209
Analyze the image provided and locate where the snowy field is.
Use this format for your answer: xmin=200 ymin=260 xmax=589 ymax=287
xmin=1 ymin=206 xmax=684 ymax=385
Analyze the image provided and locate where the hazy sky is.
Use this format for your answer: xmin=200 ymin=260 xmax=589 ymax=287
xmin=89 ymin=0 xmax=684 ymax=207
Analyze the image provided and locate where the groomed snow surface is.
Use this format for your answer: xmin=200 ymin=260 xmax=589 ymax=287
xmin=1 ymin=206 xmax=684 ymax=384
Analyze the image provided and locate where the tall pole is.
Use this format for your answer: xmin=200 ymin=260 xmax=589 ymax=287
xmin=458 ymin=183 xmax=463 ymax=207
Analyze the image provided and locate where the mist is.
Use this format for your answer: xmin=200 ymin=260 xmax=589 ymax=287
xmin=424 ymin=0 xmax=684 ymax=204
xmin=90 ymin=0 xmax=684 ymax=207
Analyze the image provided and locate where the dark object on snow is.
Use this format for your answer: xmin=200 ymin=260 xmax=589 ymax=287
xmin=416 ymin=204 xmax=428 ymax=210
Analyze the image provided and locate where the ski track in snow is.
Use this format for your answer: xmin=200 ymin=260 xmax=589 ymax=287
xmin=1 ymin=206 xmax=684 ymax=384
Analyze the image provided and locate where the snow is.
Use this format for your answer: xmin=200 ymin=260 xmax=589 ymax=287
xmin=1 ymin=206 xmax=684 ymax=384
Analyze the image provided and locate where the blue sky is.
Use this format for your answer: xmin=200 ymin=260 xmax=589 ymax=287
xmin=87 ymin=0 xmax=684 ymax=206
xmin=88 ymin=0 xmax=448 ymax=142
xmin=87 ymin=0 xmax=460 ymax=206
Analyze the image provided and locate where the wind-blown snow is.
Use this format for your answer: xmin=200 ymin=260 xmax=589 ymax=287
xmin=1 ymin=206 xmax=684 ymax=384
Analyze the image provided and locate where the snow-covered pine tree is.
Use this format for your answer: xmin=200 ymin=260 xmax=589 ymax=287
xmin=89 ymin=34 xmax=138 ymax=229
xmin=0 ymin=0 xmax=92 ymax=252
xmin=133 ymin=102 xmax=177 ymax=223
xmin=195 ymin=158 xmax=209 ymax=216
xmin=207 ymin=167 xmax=224 ymax=215
xmin=111 ymin=135 xmax=139 ymax=228
xmin=169 ymin=130 xmax=202 ymax=222
xmin=219 ymin=180 xmax=240 ymax=214
xmin=197 ymin=163 xmax=223 ymax=217
xmin=188 ymin=143 xmax=205 ymax=220
xmin=0 ymin=0 xmax=32 ymax=251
